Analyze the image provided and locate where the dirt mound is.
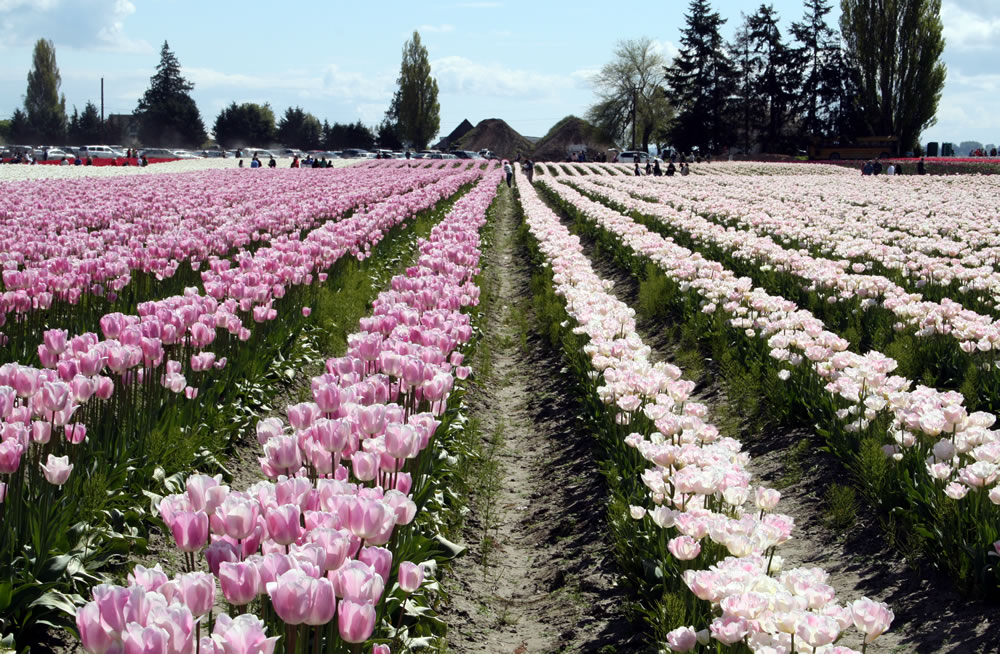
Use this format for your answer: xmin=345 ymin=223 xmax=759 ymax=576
xmin=531 ymin=115 xmax=613 ymax=162
xmin=454 ymin=118 xmax=534 ymax=161
xmin=434 ymin=118 xmax=475 ymax=151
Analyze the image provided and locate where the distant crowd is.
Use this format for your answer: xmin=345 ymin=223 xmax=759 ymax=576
xmin=861 ymin=157 xmax=929 ymax=176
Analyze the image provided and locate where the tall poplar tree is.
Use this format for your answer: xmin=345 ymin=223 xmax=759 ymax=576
xmin=385 ymin=31 xmax=440 ymax=150
xmin=135 ymin=41 xmax=207 ymax=148
xmin=666 ymin=0 xmax=735 ymax=153
xmin=24 ymin=38 xmax=67 ymax=143
xmin=840 ymin=0 xmax=946 ymax=151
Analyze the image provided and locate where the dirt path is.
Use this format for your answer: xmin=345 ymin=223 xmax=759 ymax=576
xmin=569 ymin=221 xmax=1000 ymax=654
xmin=440 ymin=185 xmax=638 ymax=654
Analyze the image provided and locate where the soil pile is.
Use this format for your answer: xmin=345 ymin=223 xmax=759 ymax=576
xmin=454 ymin=118 xmax=534 ymax=160
xmin=434 ymin=118 xmax=475 ymax=151
xmin=531 ymin=115 xmax=613 ymax=162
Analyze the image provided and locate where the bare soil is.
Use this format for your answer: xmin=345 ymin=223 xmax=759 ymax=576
xmin=439 ymin=185 xmax=639 ymax=654
xmin=571 ymin=224 xmax=1000 ymax=654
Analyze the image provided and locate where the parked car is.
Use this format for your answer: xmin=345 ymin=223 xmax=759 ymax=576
xmin=77 ymin=145 xmax=119 ymax=159
xmin=170 ymin=150 xmax=202 ymax=159
xmin=33 ymin=147 xmax=71 ymax=160
xmin=277 ymin=149 xmax=304 ymax=158
xmin=339 ymin=149 xmax=370 ymax=159
xmin=139 ymin=148 xmax=177 ymax=159
xmin=614 ymin=150 xmax=660 ymax=164
xmin=478 ymin=149 xmax=496 ymax=160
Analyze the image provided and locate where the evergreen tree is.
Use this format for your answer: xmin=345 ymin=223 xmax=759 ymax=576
xmin=135 ymin=41 xmax=207 ymax=148
xmin=840 ymin=0 xmax=946 ymax=151
xmin=666 ymin=0 xmax=736 ymax=153
xmin=8 ymin=109 xmax=31 ymax=143
xmin=69 ymin=102 xmax=103 ymax=143
xmin=728 ymin=20 xmax=763 ymax=154
xmin=790 ymin=0 xmax=847 ymax=139
xmin=277 ymin=107 xmax=323 ymax=150
xmin=324 ymin=121 xmax=375 ymax=150
xmin=213 ymin=102 xmax=276 ymax=148
xmin=745 ymin=4 xmax=800 ymax=152
xmin=385 ymin=31 xmax=440 ymax=150
xmin=376 ymin=119 xmax=403 ymax=150
xmin=24 ymin=38 xmax=67 ymax=143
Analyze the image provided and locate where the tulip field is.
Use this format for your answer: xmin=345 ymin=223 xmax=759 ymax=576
xmin=1 ymin=157 xmax=998 ymax=653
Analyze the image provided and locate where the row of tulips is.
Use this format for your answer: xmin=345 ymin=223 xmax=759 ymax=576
xmin=0 ymin=166 xmax=489 ymax=646
xmin=567 ymin=174 xmax=1000 ymax=409
xmin=517 ymin=179 xmax=894 ymax=653
xmin=73 ymin=168 xmax=503 ymax=654
xmin=0 ymin=163 xmax=472 ymax=362
xmin=534 ymin=176 xmax=1000 ymax=597
xmin=608 ymin=167 xmax=1000 ymax=314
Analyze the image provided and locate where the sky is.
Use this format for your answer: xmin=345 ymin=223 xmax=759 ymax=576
xmin=0 ymin=0 xmax=997 ymax=147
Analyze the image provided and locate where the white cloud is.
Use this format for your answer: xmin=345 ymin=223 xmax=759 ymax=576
xmin=182 ymin=64 xmax=393 ymax=104
xmin=650 ymin=39 xmax=680 ymax=65
xmin=0 ymin=0 xmax=150 ymax=53
xmin=417 ymin=24 xmax=455 ymax=34
xmin=942 ymin=1 xmax=1000 ymax=50
xmin=432 ymin=55 xmax=573 ymax=99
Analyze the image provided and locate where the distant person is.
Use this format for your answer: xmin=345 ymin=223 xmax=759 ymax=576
xmin=653 ymin=160 xmax=662 ymax=176
xmin=873 ymin=160 xmax=882 ymax=175
xmin=886 ymin=163 xmax=896 ymax=176
xmin=141 ymin=154 xmax=149 ymax=167
xmin=862 ymin=160 xmax=874 ymax=176
xmin=238 ymin=158 xmax=244 ymax=168
xmin=291 ymin=155 xmax=300 ymax=168
xmin=59 ymin=156 xmax=69 ymax=166
xmin=665 ymin=162 xmax=676 ymax=177
xmin=250 ymin=155 xmax=261 ymax=168
xmin=73 ymin=155 xmax=82 ymax=166
xmin=680 ymin=162 xmax=690 ymax=176
xmin=85 ymin=156 xmax=93 ymax=166
xmin=992 ymin=147 xmax=997 ymax=157
xmin=917 ymin=157 xmax=926 ymax=175
xmin=645 ymin=160 xmax=652 ymax=175
xmin=503 ymin=160 xmax=513 ymax=187
xmin=268 ymin=156 xmax=276 ymax=168
xmin=634 ymin=162 xmax=641 ymax=176
xmin=523 ymin=159 xmax=534 ymax=183
xmin=405 ymin=150 xmax=411 ymax=159
xmin=895 ymin=162 xmax=904 ymax=175
xmin=325 ymin=159 xmax=333 ymax=168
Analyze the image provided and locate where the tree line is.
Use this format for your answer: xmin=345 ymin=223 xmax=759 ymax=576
xmin=2 ymin=32 xmax=442 ymax=152
xmin=590 ymin=0 xmax=946 ymax=155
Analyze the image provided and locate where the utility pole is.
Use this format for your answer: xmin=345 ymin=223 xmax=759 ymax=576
xmin=100 ymin=77 xmax=105 ymax=141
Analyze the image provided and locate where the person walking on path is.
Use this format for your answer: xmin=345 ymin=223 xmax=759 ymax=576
xmin=917 ymin=157 xmax=926 ymax=175
xmin=503 ymin=160 xmax=513 ymax=188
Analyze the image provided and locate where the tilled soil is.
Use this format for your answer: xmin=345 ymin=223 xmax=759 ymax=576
xmin=439 ymin=185 xmax=639 ymax=653
xmin=571 ymin=218 xmax=1000 ymax=654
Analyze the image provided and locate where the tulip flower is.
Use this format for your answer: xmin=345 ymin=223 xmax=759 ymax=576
xmin=41 ymin=454 xmax=73 ymax=486
xmin=338 ymin=599 xmax=376 ymax=644
xmin=218 ymin=561 xmax=261 ymax=606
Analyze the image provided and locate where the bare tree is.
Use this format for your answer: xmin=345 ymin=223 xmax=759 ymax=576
xmin=588 ymin=37 xmax=672 ymax=151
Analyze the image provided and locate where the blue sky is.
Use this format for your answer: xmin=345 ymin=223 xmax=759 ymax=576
xmin=1 ymin=0 xmax=997 ymax=146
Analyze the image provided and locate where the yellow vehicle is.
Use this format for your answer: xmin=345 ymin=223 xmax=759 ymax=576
xmin=808 ymin=136 xmax=900 ymax=160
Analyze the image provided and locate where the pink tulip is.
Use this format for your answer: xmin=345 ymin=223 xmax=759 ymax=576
xmin=351 ymin=451 xmax=379 ymax=482
xmin=170 ymin=511 xmax=209 ymax=552
xmin=65 ymin=423 xmax=87 ymax=444
xmin=338 ymin=599 xmax=376 ymax=644
xmin=397 ymin=561 xmax=423 ymax=593
xmin=668 ymin=535 xmax=701 ymax=561
xmin=218 ymin=561 xmax=261 ymax=606
xmin=204 ymin=540 xmax=240 ymax=576
xmin=666 ymin=626 xmax=698 ymax=652
xmin=203 ymin=613 xmax=278 ymax=654
xmin=265 ymin=569 xmax=312 ymax=625
xmin=305 ymin=576 xmax=336 ymax=626
xmin=265 ymin=504 xmax=302 ymax=546
xmin=0 ymin=440 xmax=24 ymax=474
xmin=850 ymin=597 xmax=894 ymax=644
xmin=77 ymin=601 xmax=115 ymax=654
xmin=127 ymin=564 xmax=168 ymax=592
xmin=359 ymin=546 xmax=392 ymax=583
xmin=174 ymin=571 xmax=215 ymax=617
xmin=41 ymin=454 xmax=73 ymax=486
